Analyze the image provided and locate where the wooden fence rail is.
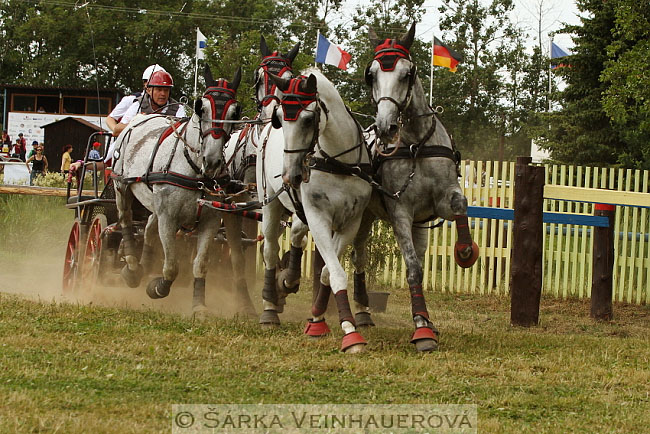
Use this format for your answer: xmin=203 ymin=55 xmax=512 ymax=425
xmin=258 ymin=160 xmax=650 ymax=306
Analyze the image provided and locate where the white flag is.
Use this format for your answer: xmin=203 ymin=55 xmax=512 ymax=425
xmin=196 ymin=28 xmax=207 ymax=60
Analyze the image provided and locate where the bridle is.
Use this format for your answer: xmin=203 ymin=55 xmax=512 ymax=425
xmin=365 ymin=39 xmax=417 ymax=115
xmin=255 ymin=52 xmax=294 ymax=108
xmin=274 ymin=76 xmax=325 ymax=156
xmin=200 ymin=80 xmax=240 ymax=143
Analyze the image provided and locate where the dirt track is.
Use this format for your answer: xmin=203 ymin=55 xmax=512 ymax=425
xmin=0 ymin=235 xmax=316 ymax=323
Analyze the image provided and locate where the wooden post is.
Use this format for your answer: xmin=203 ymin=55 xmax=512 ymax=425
xmin=510 ymin=156 xmax=545 ymax=326
xmin=591 ymin=203 xmax=615 ymax=320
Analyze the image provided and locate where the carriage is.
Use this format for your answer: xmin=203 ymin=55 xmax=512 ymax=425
xmin=61 ymin=129 xmax=259 ymax=297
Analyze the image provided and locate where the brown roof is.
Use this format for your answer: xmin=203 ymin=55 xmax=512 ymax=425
xmin=0 ymin=83 xmax=122 ymax=93
xmin=40 ymin=117 xmax=108 ymax=131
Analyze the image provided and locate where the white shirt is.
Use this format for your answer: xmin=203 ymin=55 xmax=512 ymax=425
xmin=120 ymin=98 xmax=185 ymax=126
xmin=108 ymin=94 xmax=138 ymax=121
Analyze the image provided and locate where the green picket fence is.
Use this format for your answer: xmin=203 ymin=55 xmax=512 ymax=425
xmin=256 ymin=161 xmax=650 ymax=305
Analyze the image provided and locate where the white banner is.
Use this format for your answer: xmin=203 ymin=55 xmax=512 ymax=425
xmin=6 ymin=112 xmax=108 ymax=146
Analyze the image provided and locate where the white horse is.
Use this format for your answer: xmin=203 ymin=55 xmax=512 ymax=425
xmin=352 ymin=23 xmax=479 ymax=351
xmin=220 ymin=37 xmax=304 ymax=318
xmin=224 ymin=36 xmax=300 ymax=187
xmin=263 ymin=69 xmax=373 ymax=353
xmin=112 ymin=66 xmax=256 ymax=316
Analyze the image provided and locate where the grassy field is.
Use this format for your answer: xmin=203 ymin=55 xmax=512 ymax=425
xmin=1 ymin=195 xmax=649 ymax=433
xmin=0 ymin=288 xmax=648 ymax=433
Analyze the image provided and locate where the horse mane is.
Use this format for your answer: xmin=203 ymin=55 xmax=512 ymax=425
xmin=300 ymin=67 xmax=345 ymax=110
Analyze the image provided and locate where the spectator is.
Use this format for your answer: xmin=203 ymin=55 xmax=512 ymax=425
xmin=27 ymin=141 xmax=40 ymax=159
xmin=26 ymin=145 xmax=48 ymax=185
xmin=2 ymin=130 xmax=10 ymax=147
xmin=11 ymin=139 xmax=22 ymax=159
xmin=88 ymin=141 xmax=102 ymax=160
xmin=61 ymin=144 xmax=73 ymax=174
xmin=17 ymin=133 xmax=27 ymax=161
xmin=37 ymin=106 xmax=46 ymax=113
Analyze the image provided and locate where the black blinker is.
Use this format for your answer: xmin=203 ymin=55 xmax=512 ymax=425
xmin=271 ymin=106 xmax=282 ymax=129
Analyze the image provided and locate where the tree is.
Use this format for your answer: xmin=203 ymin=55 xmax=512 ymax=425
xmin=437 ymin=0 xmax=528 ymax=160
xmin=532 ymin=0 xmax=624 ymax=167
xmin=601 ymin=0 xmax=650 ymax=169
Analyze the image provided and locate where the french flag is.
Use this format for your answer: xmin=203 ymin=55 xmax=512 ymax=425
xmin=315 ymin=33 xmax=351 ymax=70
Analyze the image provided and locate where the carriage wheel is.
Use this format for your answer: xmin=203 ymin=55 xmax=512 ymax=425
xmin=81 ymin=215 xmax=107 ymax=289
xmin=62 ymin=220 xmax=82 ymax=294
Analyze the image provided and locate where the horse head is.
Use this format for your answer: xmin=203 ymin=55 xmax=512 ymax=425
xmin=365 ymin=22 xmax=417 ymax=144
xmin=254 ymin=36 xmax=300 ymax=117
xmin=194 ymin=65 xmax=242 ymax=178
xmin=268 ymin=72 xmax=319 ymax=189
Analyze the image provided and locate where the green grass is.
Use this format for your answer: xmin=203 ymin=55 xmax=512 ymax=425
xmin=0 ymin=290 xmax=648 ymax=433
xmin=1 ymin=196 xmax=648 ymax=433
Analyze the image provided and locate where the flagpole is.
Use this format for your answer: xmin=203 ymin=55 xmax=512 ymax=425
xmin=548 ymin=33 xmax=553 ymax=112
xmin=315 ymin=29 xmax=318 ymax=67
xmin=194 ymin=27 xmax=200 ymax=99
xmin=429 ymin=32 xmax=435 ymax=106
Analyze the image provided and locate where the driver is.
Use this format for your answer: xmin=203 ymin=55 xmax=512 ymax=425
xmin=112 ymin=70 xmax=185 ymax=137
xmin=106 ymin=64 xmax=166 ymax=135
xmin=105 ymin=70 xmax=185 ymax=165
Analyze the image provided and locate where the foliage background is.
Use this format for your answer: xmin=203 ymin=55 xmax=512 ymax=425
xmin=0 ymin=0 xmax=648 ymax=167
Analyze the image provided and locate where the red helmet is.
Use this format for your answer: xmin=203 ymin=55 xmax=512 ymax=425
xmin=148 ymin=71 xmax=173 ymax=88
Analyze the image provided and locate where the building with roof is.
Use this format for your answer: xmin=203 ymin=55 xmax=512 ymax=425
xmin=0 ymin=84 xmax=121 ymax=147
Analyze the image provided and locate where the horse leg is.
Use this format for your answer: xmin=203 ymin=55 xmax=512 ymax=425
xmin=145 ymin=212 xmax=178 ymax=299
xmin=222 ymin=213 xmax=256 ymax=317
xmin=139 ymin=214 xmax=158 ymax=274
xmin=350 ymin=209 xmax=376 ymax=327
xmin=189 ymin=215 xmax=219 ymax=315
xmin=454 ymin=214 xmax=479 ymax=268
xmin=440 ymin=189 xmax=479 ymax=268
xmin=390 ymin=208 xmax=439 ymax=352
xmin=309 ymin=217 xmax=367 ymax=353
xmin=304 ymin=257 xmax=332 ymax=338
xmin=277 ymin=217 xmax=308 ymax=298
xmin=259 ymin=199 xmax=284 ymax=327
xmin=115 ymin=184 xmax=143 ymax=288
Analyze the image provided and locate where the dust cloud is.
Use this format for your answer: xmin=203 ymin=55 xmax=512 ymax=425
xmin=0 ymin=231 xmax=322 ymax=325
xmin=0 ymin=234 xmax=268 ymax=320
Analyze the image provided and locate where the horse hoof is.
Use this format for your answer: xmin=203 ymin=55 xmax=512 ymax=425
xmin=344 ymin=343 xmax=366 ymax=354
xmin=259 ymin=310 xmax=281 ymax=327
xmin=341 ymin=331 xmax=367 ymax=353
xmin=277 ymin=269 xmax=300 ymax=294
xmin=120 ymin=264 xmax=143 ymax=288
xmin=304 ymin=319 xmax=330 ymax=337
xmin=410 ymin=327 xmax=439 ymax=352
xmin=415 ymin=339 xmax=438 ymax=352
xmin=355 ymin=312 xmax=375 ymax=327
xmin=454 ymin=241 xmax=479 ymax=268
xmin=193 ymin=305 xmax=210 ymax=321
xmin=146 ymin=277 xmax=172 ymax=299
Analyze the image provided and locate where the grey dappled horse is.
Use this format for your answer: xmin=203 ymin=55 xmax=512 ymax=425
xmin=260 ymin=69 xmax=373 ymax=353
xmin=112 ymin=66 xmax=256 ymax=316
xmin=352 ymin=23 xmax=478 ymax=351
xmin=222 ymin=38 xmax=306 ymax=315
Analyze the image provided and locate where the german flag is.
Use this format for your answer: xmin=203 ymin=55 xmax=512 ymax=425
xmin=432 ymin=37 xmax=463 ymax=72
